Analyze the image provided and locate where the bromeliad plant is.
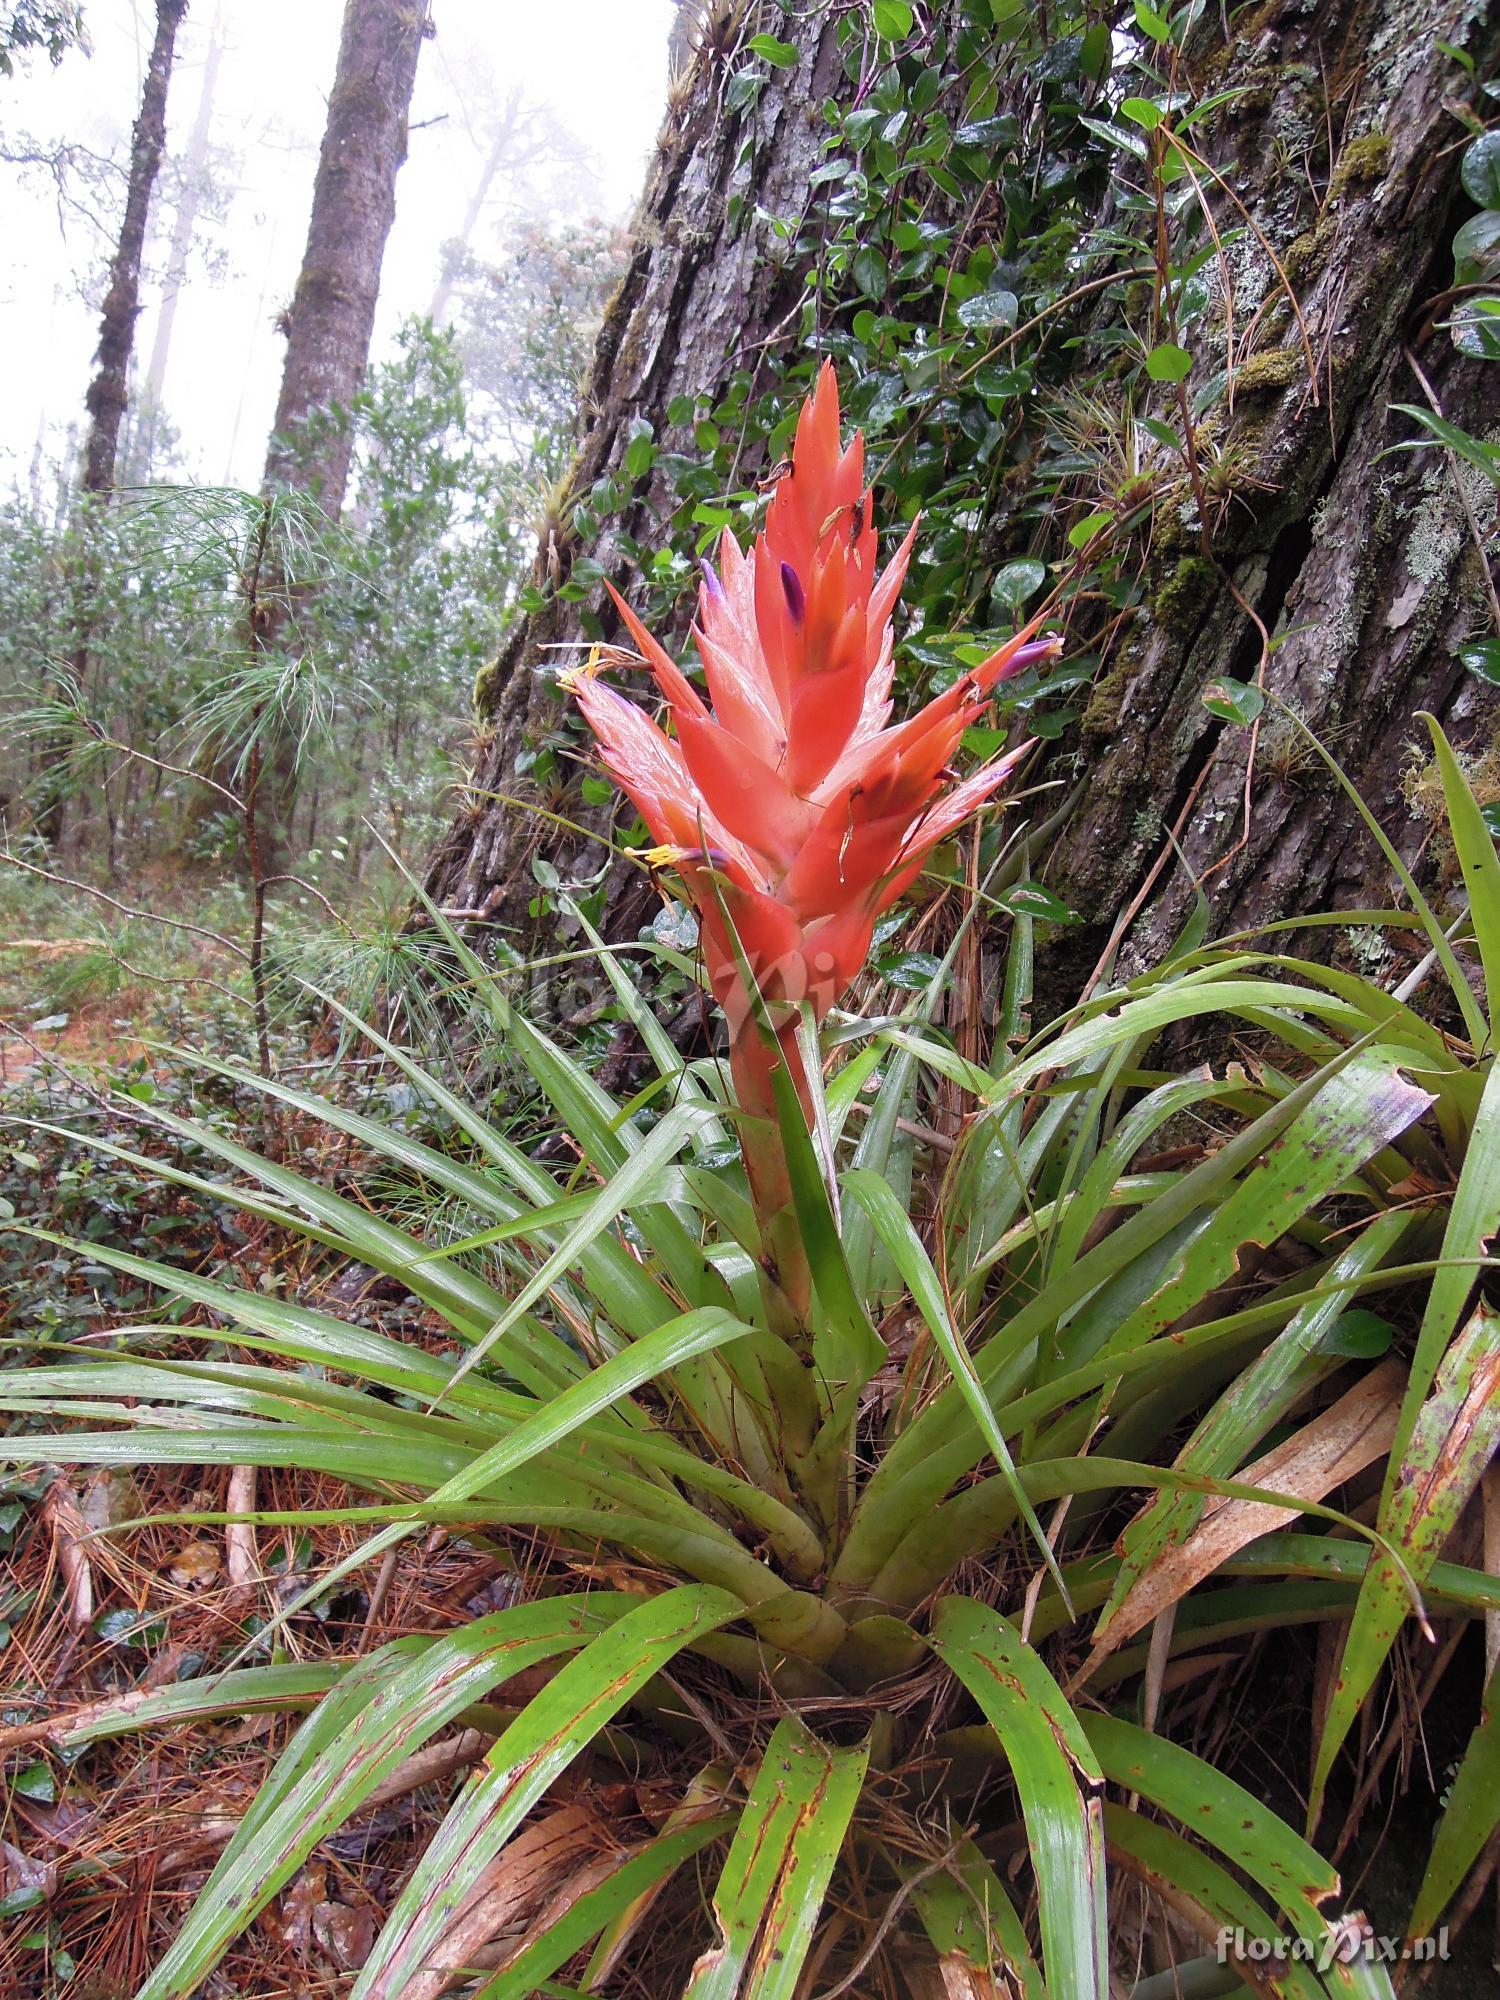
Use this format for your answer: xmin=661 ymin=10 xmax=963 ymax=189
xmin=8 ymin=380 xmax=1500 ymax=1999
xmin=566 ymin=364 xmax=1050 ymax=1352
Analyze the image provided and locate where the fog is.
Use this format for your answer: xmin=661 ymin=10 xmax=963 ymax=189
xmin=1 ymin=0 xmax=674 ymax=489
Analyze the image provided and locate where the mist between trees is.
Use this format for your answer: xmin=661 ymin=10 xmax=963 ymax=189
xmin=1 ymin=0 xmax=634 ymax=1057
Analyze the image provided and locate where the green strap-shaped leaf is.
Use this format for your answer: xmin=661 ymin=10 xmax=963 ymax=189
xmin=1313 ymin=1298 xmax=1500 ymax=1822
xmin=841 ymin=899 xmax=981 ymax=1307
xmin=1423 ymin=714 xmax=1500 ymax=1020
xmin=10 ymin=1226 xmax=527 ymax=1424
xmin=1226 ymin=1531 xmax=1500 ymax=1618
xmin=837 ymin=1043 xmax=1430 ymax=1597
xmin=300 ymin=979 xmax=685 ymax=1344
xmin=1103 ymin=1804 xmax=1331 ymax=2000
xmin=845 ymin=1168 xmax=1070 ymax=1601
xmin=1078 ymin=1049 xmax=1431 ymax=1377
xmin=440 ymin=1100 xmax=719 ymax=1397
xmin=226 ymin=1301 xmax=759 ymax=1665
xmin=563 ymin=894 xmax=725 ymax=1127
xmin=135 ymin=1594 xmax=633 ymax=2000
xmin=765 ymin=1034 xmax=887 ymax=1385
xmin=841 ymin=1036 xmax=918 ymax=1309
xmin=1372 ymin=1045 xmax=1500 ymax=1505
xmin=946 ymin=1086 xmax=1074 ymax=1309
xmin=133 ymin=1094 xmax=529 ymax=1326
xmin=0 ymin=1420 xmax=475 ymax=1489
xmin=998 ymin=978 xmax=1403 ymax=1097
xmin=56 ymin=1659 xmax=356 ymax=1748
xmin=928 ymin=1597 xmax=1108 ymax=2000
xmin=395 ymin=892 xmax=766 ymax=1455
xmin=680 ymin=1714 xmax=869 ymax=2000
xmin=1085 ymin=1713 xmax=1339 ymax=1944
xmin=1040 ymin=1069 xmax=1247 ymax=1287
xmin=154 ymin=1043 xmax=703 ymax=1395
xmin=500 ymin=1002 xmax=738 ymax=1318
xmin=1407 ymin=1655 xmax=1500 ymax=1943
xmin=28 ymin=1108 xmax=524 ymax=1356
xmin=1097 ymin=1210 xmax=1410 ymax=1642
xmin=353 ymin=1587 xmax=740 ymax=1999
xmin=906 ymin=1836 xmax=1045 ymax=1999
xmin=870 ymin=1446 xmax=1417 ymax=1622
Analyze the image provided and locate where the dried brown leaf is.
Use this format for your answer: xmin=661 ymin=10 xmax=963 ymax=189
xmin=366 ymin=1802 xmax=616 ymax=2000
xmin=42 ymin=1481 xmax=93 ymax=1632
xmin=1 ymin=1838 xmax=57 ymax=1906
xmin=279 ymin=1860 xmax=326 ymax=1959
xmin=166 ymin=1540 xmax=222 ymax=1589
xmin=1089 ymin=1359 xmax=1405 ymax=1666
xmin=225 ymin=1463 xmax=259 ymax=1594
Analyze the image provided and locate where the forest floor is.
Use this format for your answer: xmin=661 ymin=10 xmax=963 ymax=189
xmin=0 ymin=863 xmax=482 ymax=1996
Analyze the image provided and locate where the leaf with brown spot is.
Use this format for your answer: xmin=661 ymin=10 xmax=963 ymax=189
xmin=906 ymin=1837 xmax=1044 ymax=2000
xmin=1314 ymin=1299 xmax=1500 ymax=1825
xmin=929 ymin=1599 xmax=1107 ymax=2000
xmin=131 ymin=1592 xmax=638 ymax=2000
xmin=681 ymin=1713 xmax=869 ymax=2000
xmin=354 ymin=1585 xmax=738 ymax=2000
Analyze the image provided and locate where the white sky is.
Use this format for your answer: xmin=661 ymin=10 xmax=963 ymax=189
xmin=1 ymin=0 xmax=675 ymax=490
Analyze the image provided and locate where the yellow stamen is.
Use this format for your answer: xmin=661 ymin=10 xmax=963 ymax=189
xmin=557 ymin=646 xmax=604 ymax=695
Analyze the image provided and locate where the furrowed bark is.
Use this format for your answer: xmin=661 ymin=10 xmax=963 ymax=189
xmin=426 ymin=0 xmax=1500 ymax=1004
xmin=1043 ymin=0 xmax=1500 ymax=1002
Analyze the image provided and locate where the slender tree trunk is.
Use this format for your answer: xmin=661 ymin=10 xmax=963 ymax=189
xmin=80 ymin=0 xmax=187 ymax=493
xmin=43 ymin=0 xmax=185 ymax=849
xmin=144 ymin=2 xmax=224 ymax=415
xmin=263 ymin=0 xmax=427 ymax=511
xmin=252 ymin=0 xmax=427 ymax=853
xmin=427 ymin=91 xmax=521 ymax=328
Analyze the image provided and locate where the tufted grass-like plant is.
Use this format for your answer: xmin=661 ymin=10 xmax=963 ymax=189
xmin=8 ymin=389 xmax=1500 ymax=1997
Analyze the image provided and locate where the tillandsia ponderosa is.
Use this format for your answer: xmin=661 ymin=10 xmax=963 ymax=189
xmin=12 ymin=373 xmax=1497 ymax=1999
xmin=566 ymin=363 xmax=1055 ymax=1346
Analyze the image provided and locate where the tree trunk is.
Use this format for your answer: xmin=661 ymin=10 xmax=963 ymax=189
xmin=144 ymin=2 xmax=224 ymax=416
xmin=44 ymin=0 xmax=185 ymax=850
xmin=1042 ymin=0 xmax=1500 ymax=1006
xmin=427 ymin=106 xmax=515 ymax=328
xmin=423 ymin=5 xmax=867 ymax=933
xmin=425 ymin=0 xmax=1499 ymax=991
xmin=426 ymin=90 xmax=566 ymax=327
xmin=254 ymin=0 xmax=426 ymax=852
xmin=80 ymin=0 xmax=186 ymax=493
xmin=264 ymin=0 xmax=426 ymax=513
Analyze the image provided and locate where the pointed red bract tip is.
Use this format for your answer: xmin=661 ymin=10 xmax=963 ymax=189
xmin=569 ymin=364 xmax=1054 ymax=1040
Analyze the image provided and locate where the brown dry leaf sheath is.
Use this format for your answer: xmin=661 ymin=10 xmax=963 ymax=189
xmin=1086 ymin=1357 xmax=1406 ymax=1666
xmin=368 ymin=1801 xmax=619 ymax=2000
xmin=42 ymin=1480 xmax=94 ymax=1632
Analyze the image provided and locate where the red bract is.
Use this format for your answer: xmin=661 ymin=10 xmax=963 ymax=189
xmin=566 ymin=363 xmax=1055 ymax=1329
xmin=569 ymin=363 xmax=1053 ymax=1039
